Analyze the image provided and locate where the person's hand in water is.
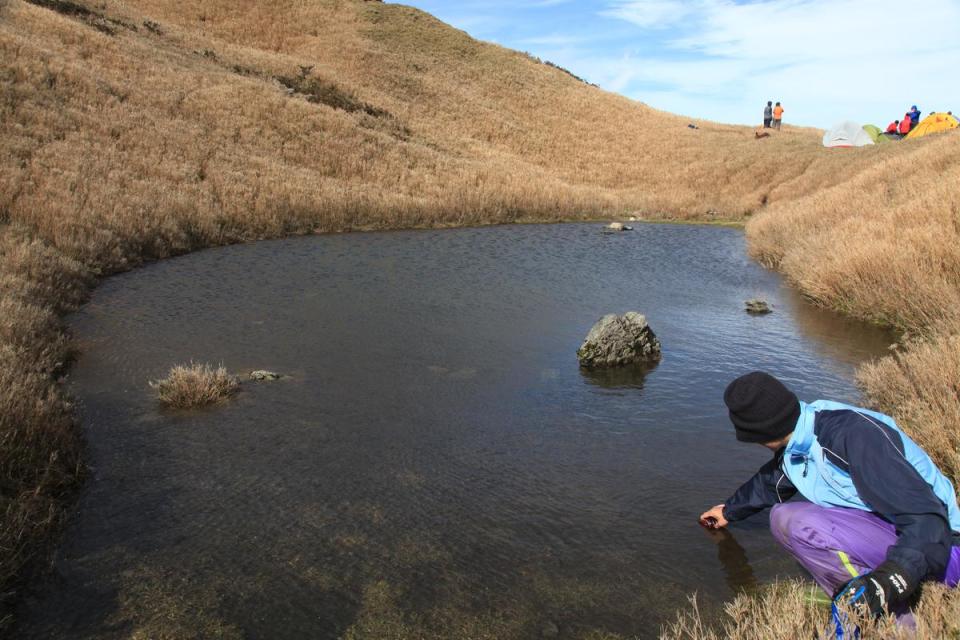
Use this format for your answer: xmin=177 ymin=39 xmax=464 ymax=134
xmin=699 ymin=504 xmax=728 ymax=529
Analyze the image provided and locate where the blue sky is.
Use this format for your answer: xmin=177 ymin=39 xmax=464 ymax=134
xmin=391 ymin=0 xmax=960 ymax=129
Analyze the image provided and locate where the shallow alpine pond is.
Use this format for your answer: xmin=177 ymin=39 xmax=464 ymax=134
xmin=17 ymin=223 xmax=893 ymax=639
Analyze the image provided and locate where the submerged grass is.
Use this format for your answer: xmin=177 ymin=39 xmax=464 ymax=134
xmin=150 ymin=363 xmax=239 ymax=409
xmin=0 ymin=0 xmax=958 ymax=635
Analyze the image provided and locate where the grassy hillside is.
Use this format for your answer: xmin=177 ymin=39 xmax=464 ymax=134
xmin=748 ymin=132 xmax=960 ymax=481
xmin=1 ymin=0 xmax=958 ymax=635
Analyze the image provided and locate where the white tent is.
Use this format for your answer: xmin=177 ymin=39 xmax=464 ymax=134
xmin=823 ymin=121 xmax=875 ymax=148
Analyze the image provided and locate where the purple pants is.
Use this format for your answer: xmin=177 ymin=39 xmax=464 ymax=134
xmin=770 ymin=502 xmax=960 ymax=596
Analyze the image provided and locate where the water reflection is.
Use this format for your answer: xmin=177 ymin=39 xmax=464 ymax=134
xmin=701 ymin=526 xmax=759 ymax=595
xmin=779 ymin=285 xmax=897 ymax=373
xmin=578 ymin=360 xmax=660 ymax=390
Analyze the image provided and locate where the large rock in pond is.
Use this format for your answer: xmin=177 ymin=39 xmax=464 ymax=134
xmin=577 ymin=312 xmax=661 ymax=368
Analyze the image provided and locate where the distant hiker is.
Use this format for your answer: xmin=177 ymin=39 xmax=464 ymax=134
xmin=908 ymin=105 xmax=921 ymax=130
xmin=763 ymin=101 xmax=773 ymax=128
xmin=899 ymin=115 xmax=912 ymax=135
xmin=772 ymin=102 xmax=784 ymax=130
xmin=700 ymin=372 xmax=960 ymax=623
xmin=885 ymin=120 xmax=904 ymax=140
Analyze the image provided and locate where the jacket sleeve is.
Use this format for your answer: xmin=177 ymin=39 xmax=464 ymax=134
xmin=842 ymin=425 xmax=954 ymax=588
xmin=723 ymin=452 xmax=797 ymax=522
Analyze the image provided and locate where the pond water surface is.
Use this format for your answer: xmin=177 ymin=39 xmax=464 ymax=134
xmin=17 ymin=223 xmax=893 ymax=639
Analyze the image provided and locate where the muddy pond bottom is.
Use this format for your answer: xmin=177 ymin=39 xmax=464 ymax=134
xmin=17 ymin=224 xmax=893 ymax=639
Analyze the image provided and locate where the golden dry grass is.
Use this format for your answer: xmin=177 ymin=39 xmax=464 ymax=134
xmin=858 ymin=334 xmax=960 ymax=482
xmin=0 ymin=0 xmax=958 ymax=634
xmin=660 ymin=581 xmax=960 ymax=640
xmin=746 ymin=131 xmax=960 ymax=483
xmin=748 ymin=132 xmax=960 ymax=330
xmin=150 ymin=362 xmax=239 ymax=408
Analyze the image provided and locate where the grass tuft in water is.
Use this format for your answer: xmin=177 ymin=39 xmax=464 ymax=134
xmin=150 ymin=362 xmax=239 ymax=408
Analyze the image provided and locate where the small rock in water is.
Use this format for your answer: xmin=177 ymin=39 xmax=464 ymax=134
xmin=541 ymin=621 xmax=559 ymax=638
xmin=745 ymin=298 xmax=772 ymax=315
xmin=250 ymin=370 xmax=282 ymax=381
xmin=577 ymin=312 xmax=662 ymax=368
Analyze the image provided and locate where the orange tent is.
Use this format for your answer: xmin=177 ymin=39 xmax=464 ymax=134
xmin=905 ymin=112 xmax=959 ymax=139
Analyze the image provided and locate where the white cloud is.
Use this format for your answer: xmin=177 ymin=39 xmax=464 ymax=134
xmin=593 ymin=0 xmax=960 ymax=127
xmin=604 ymin=0 xmax=960 ymax=58
xmin=601 ymin=0 xmax=695 ymax=28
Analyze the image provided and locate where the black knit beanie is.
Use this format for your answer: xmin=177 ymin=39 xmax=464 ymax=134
xmin=723 ymin=371 xmax=800 ymax=443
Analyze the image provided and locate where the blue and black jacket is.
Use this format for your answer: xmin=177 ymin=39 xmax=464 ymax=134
xmin=723 ymin=401 xmax=960 ymax=588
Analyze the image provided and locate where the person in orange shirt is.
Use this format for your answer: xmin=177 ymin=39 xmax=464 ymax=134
xmin=772 ymin=102 xmax=784 ymax=130
xmin=884 ymin=120 xmax=904 ymax=140
xmin=899 ymin=115 xmax=912 ymax=135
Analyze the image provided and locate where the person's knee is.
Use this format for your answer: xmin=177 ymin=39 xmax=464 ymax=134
xmin=769 ymin=503 xmax=796 ymax=544
xmin=770 ymin=502 xmax=819 ymax=546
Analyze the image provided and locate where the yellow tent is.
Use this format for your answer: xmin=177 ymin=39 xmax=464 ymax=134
xmin=905 ymin=112 xmax=959 ymax=139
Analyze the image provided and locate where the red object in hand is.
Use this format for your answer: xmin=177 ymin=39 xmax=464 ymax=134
xmin=700 ymin=516 xmax=719 ymax=529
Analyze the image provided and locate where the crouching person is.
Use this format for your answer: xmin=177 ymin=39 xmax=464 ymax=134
xmin=700 ymin=371 xmax=960 ymax=622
